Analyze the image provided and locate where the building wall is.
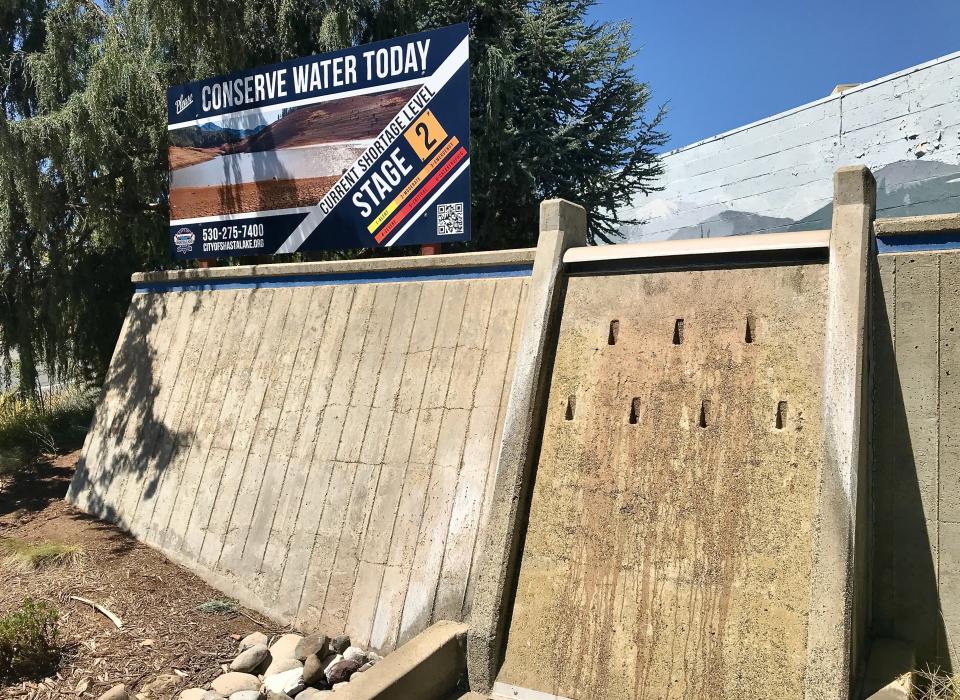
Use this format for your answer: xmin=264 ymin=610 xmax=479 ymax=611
xmin=621 ymin=53 xmax=960 ymax=242
xmin=67 ymin=256 xmax=532 ymax=653
xmin=871 ymin=243 xmax=960 ymax=669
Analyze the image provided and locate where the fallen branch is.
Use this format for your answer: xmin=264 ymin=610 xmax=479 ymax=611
xmin=69 ymin=596 xmax=123 ymax=629
xmin=234 ymin=608 xmax=269 ymax=628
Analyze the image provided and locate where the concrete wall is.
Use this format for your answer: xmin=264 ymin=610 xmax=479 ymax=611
xmin=496 ymin=259 xmax=831 ymax=700
xmin=870 ymin=216 xmax=960 ymax=670
xmin=621 ymin=52 xmax=960 ymax=242
xmin=67 ymin=251 xmax=533 ymax=653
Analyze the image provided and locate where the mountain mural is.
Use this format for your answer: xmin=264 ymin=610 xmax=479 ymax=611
xmin=662 ymin=160 xmax=960 ymax=240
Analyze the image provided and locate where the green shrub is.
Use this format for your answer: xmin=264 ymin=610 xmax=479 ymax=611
xmin=0 ymin=598 xmax=60 ymax=681
xmin=0 ymin=385 xmax=97 ymax=476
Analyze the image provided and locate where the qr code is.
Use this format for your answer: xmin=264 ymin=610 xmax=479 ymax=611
xmin=437 ymin=202 xmax=464 ymax=235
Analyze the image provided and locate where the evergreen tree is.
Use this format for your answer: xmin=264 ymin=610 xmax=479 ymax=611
xmin=0 ymin=0 xmax=665 ymax=393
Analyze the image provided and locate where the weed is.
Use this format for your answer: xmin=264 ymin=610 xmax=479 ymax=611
xmin=914 ymin=669 xmax=960 ymax=699
xmin=0 ymin=537 xmax=84 ymax=572
xmin=196 ymin=598 xmax=238 ymax=614
xmin=0 ymin=598 xmax=60 ymax=681
xmin=0 ymin=385 xmax=97 ymax=476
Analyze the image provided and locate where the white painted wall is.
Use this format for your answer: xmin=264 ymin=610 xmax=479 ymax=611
xmin=621 ymin=52 xmax=960 ymax=241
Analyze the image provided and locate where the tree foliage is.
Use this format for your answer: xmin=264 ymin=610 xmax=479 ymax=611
xmin=0 ymin=0 xmax=665 ymax=393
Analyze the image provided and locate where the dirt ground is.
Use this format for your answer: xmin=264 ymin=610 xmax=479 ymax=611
xmin=0 ymin=451 xmax=284 ymax=699
xmin=169 ymin=175 xmax=338 ymax=219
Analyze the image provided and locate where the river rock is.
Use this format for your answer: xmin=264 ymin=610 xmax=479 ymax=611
xmin=202 ymin=693 xmax=225 ymax=700
xmin=295 ymin=690 xmax=333 ymax=700
xmin=228 ymin=692 xmax=263 ymax=700
xmin=98 ymin=686 xmax=128 ymax=700
xmin=238 ymin=632 xmax=268 ymax=652
xmin=262 ymin=667 xmax=304 ymax=696
xmin=330 ymin=635 xmax=350 ymax=654
xmin=178 ymin=690 xmax=207 ymax=700
xmin=263 ymin=656 xmax=302 ymax=678
xmin=231 ymin=644 xmax=271 ymax=674
xmin=228 ymin=693 xmax=264 ymax=700
xmin=342 ymin=646 xmax=366 ymax=664
xmin=325 ymin=659 xmax=361 ymax=685
xmin=268 ymin=634 xmax=303 ymax=660
xmin=294 ymin=634 xmax=328 ymax=661
xmin=302 ymin=653 xmax=331 ymax=687
xmin=211 ymin=673 xmax=260 ymax=696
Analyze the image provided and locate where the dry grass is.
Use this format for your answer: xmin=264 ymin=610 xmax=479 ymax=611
xmin=914 ymin=669 xmax=960 ymax=699
xmin=0 ymin=537 xmax=84 ymax=572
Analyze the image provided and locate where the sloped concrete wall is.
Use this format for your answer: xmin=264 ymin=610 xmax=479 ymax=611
xmin=68 ymin=252 xmax=532 ymax=653
xmin=870 ymin=217 xmax=960 ymax=670
xmin=495 ymin=260 xmax=830 ymax=700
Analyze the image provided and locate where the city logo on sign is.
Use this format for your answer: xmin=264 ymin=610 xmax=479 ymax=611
xmin=174 ymin=227 xmax=195 ymax=252
xmin=174 ymin=93 xmax=194 ymax=115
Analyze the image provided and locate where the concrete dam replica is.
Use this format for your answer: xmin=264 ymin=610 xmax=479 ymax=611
xmin=68 ymin=166 xmax=959 ymax=699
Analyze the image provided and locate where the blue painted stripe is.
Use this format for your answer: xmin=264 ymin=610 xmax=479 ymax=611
xmin=134 ymin=263 xmax=533 ymax=293
xmin=877 ymin=232 xmax=960 ymax=254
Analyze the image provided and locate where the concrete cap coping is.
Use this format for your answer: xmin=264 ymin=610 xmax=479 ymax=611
xmin=131 ymin=248 xmax=536 ymax=284
xmin=874 ymin=213 xmax=960 ymax=236
xmin=562 ymin=229 xmax=830 ymax=265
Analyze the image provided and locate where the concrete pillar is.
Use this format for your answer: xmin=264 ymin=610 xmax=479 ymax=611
xmin=466 ymin=199 xmax=587 ymax=693
xmin=804 ymin=165 xmax=875 ymax=700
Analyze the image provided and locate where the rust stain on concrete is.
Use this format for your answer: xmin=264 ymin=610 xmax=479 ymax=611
xmin=499 ymin=263 xmax=827 ymax=699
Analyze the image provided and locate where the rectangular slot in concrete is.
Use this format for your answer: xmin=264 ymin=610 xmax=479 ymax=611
xmin=608 ymin=320 xmax=619 ymax=346
xmin=673 ymin=318 xmax=684 ymax=345
xmin=629 ymin=398 xmax=641 ymax=425
xmin=776 ymin=401 xmax=788 ymax=430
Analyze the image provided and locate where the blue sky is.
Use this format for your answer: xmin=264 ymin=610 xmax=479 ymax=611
xmin=588 ymin=0 xmax=960 ymax=151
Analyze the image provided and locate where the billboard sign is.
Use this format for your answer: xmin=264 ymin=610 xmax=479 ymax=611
xmin=166 ymin=24 xmax=470 ymax=259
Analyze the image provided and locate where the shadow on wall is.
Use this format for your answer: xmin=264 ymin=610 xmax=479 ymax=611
xmin=67 ymin=292 xmax=187 ymax=527
xmin=869 ymin=254 xmax=951 ymax=671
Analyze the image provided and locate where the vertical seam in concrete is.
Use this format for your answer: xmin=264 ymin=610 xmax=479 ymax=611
xmin=196 ymin=290 xmax=277 ymax=559
xmin=145 ymin=290 xmax=229 ymax=538
xmin=96 ymin=292 xmax=185 ymax=520
xmin=276 ymin=285 xmax=356 ymax=599
xmin=360 ymin=282 xmax=425 ymax=645
xmin=255 ymin=286 xmax=335 ymax=576
xmin=388 ymin=281 xmax=453 ymax=648
xmin=937 ymin=255 xmax=943 ymax=663
xmin=110 ymin=292 xmax=189 ymax=522
xmin=309 ymin=285 xmax=390 ymax=622
xmin=326 ymin=284 xmax=404 ymax=634
xmin=436 ymin=278 xmax=498 ymax=620
xmin=237 ymin=286 xmax=316 ymax=562
xmin=127 ymin=290 xmax=217 ymax=530
xmin=197 ymin=290 xmax=276 ymax=556
xmin=293 ymin=285 xmax=377 ymax=616
xmin=461 ymin=279 xmax=527 ymax=620
xmin=182 ymin=291 xmax=253 ymax=549
xmin=156 ymin=290 xmax=239 ymax=539
xmin=202 ymin=289 xmax=290 ymax=564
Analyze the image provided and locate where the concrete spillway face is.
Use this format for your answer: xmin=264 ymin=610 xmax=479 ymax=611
xmin=496 ymin=254 xmax=830 ymax=700
xmin=67 ymin=251 xmax=534 ymax=653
